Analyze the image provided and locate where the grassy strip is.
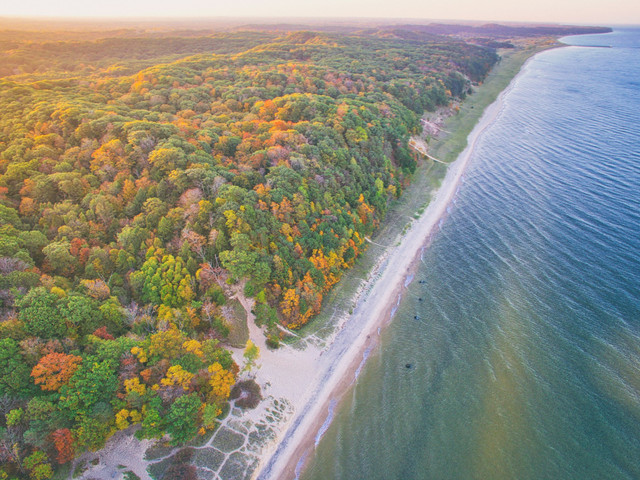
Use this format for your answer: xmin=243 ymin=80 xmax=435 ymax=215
xmin=432 ymin=38 xmax=561 ymax=163
xmin=226 ymin=298 xmax=249 ymax=348
xmin=294 ymin=39 xmax=557 ymax=341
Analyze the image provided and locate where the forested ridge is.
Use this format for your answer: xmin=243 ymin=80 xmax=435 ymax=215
xmin=0 ymin=27 xmax=497 ymax=478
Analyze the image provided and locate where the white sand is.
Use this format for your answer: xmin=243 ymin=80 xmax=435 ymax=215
xmin=251 ymin=75 xmax=515 ymax=480
xmin=70 ymin=430 xmax=155 ymax=480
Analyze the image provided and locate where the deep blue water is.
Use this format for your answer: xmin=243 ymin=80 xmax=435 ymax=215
xmin=302 ymin=28 xmax=640 ymax=480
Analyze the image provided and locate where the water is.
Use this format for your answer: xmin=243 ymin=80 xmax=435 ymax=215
xmin=302 ymin=28 xmax=640 ymax=480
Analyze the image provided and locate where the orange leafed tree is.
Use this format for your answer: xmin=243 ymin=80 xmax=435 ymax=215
xmin=280 ymin=288 xmax=300 ymax=320
xmin=31 ymin=352 xmax=82 ymax=391
xmin=51 ymin=428 xmax=74 ymax=464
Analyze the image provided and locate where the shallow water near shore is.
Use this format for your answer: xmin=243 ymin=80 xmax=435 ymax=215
xmin=302 ymin=28 xmax=640 ymax=480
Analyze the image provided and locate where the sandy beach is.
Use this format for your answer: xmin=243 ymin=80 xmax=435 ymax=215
xmin=252 ymin=59 xmax=527 ymax=480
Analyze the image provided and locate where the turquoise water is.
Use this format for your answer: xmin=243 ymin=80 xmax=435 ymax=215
xmin=302 ymin=28 xmax=640 ymax=480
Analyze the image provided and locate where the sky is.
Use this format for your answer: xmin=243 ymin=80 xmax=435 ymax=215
xmin=0 ymin=0 xmax=638 ymax=25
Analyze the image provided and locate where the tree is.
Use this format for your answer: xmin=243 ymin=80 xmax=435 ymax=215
xmin=23 ymin=398 xmax=58 ymax=449
xmin=115 ymin=408 xmax=141 ymax=430
xmin=80 ymin=279 xmax=111 ymax=300
xmin=219 ymin=232 xmax=263 ymax=281
xmin=51 ymin=428 xmax=74 ymax=464
xmin=23 ymin=450 xmax=53 ymax=480
xmin=42 ymin=241 xmax=77 ymax=276
xmin=198 ymin=403 xmax=219 ymax=433
xmin=0 ymin=338 xmax=34 ymax=397
xmin=138 ymin=405 xmax=163 ymax=440
xmin=58 ymin=357 xmax=118 ymax=419
xmin=73 ymin=415 xmax=113 ymax=451
xmin=18 ymin=230 xmax=47 ymax=263
xmin=160 ymin=365 xmax=194 ymax=390
xmin=147 ymin=327 xmax=185 ymax=361
xmin=31 ymin=352 xmax=82 ymax=392
xmin=165 ymin=394 xmax=201 ymax=445
xmin=149 ymin=147 xmax=186 ymax=175
xmin=130 ymin=248 xmax=194 ymax=308
xmin=6 ymin=407 xmax=24 ymax=427
xmin=208 ymin=362 xmax=235 ymax=401
xmin=17 ymin=287 xmax=66 ymax=339
xmin=99 ymin=298 xmax=126 ymax=335
xmin=242 ymin=340 xmax=260 ymax=373
xmin=57 ymin=294 xmax=100 ymax=337
xmin=90 ymin=139 xmax=126 ymax=180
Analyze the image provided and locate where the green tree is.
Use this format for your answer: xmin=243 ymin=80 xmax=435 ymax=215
xmin=130 ymin=248 xmax=194 ymax=307
xmin=0 ymin=338 xmax=35 ymax=396
xmin=17 ymin=287 xmax=66 ymax=338
xmin=219 ymin=232 xmax=268 ymax=282
xmin=23 ymin=450 xmax=53 ymax=480
xmin=138 ymin=403 xmax=164 ymax=440
xmin=165 ymin=393 xmax=201 ymax=445
xmin=18 ymin=230 xmax=48 ymax=263
xmin=98 ymin=297 xmax=126 ymax=335
xmin=58 ymin=357 xmax=118 ymax=420
xmin=58 ymin=294 xmax=100 ymax=337
xmin=42 ymin=241 xmax=77 ymax=276
xmin=74 ymin=415 xmax=113 ymax=451
xmin=5 ymin=408 xmax=24 ymax=427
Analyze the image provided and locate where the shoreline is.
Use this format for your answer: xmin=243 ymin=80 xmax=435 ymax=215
xmin=254 ymin=46 xmax=545 ymax=480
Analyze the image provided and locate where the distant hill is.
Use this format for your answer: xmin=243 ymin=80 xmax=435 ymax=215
xmin=387 ymin=23 xmax=613 ymax=38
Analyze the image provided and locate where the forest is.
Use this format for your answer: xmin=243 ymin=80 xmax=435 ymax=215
xmin=0 ymin=25 xmax=498 ymax=479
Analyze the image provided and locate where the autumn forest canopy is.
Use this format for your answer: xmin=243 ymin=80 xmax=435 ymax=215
xmin=0 ymin=24 xmax=502 ymax=479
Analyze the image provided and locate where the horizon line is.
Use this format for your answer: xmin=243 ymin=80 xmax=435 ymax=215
xmin=0 ymin=15 xmax=627 ymax=28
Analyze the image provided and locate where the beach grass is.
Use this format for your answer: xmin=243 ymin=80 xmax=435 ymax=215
xmin=432 ymin=40 xmax=559 ymax=163
xmin=227 ymin=298 xmax=249 ymax=348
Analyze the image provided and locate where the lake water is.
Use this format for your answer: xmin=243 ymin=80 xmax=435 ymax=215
xmin=302 ymin=28 xmax=640 ymax=480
